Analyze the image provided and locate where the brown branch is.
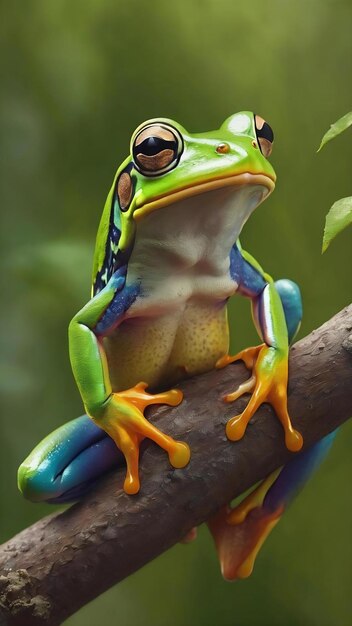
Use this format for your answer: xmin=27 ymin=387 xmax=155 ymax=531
xmin=1 ymin=306 xmax=352 ymax=626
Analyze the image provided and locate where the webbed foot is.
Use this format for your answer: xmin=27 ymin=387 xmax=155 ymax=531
xmin=217 ymin=344 xmax=303 ymax=452
xmin=208 ymin=470 xmax=283 ymax=580
xmin=95 ymin=382 xmax=190 ymax=494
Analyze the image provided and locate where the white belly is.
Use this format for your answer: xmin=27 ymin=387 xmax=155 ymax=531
xmin=126 ymin=271 xmax=237 ymax=318
xmin=105 ymin=184 xmax=264 ymax=390
xmin=122 ymin=186 xmax=258 ymax=319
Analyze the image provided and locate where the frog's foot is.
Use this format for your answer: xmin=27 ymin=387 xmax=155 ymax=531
xmin=216 ymin=344 xmax=264 ymax=372
xmin=96 ymin=382 xmax=190 ymax=495
xmin=216 ymin=345 xmax=261 ymax=402
xmin=207 ymin=470 xmax=283 ymax=580
xmin=218 ymin=344 xmax=303 ymax=452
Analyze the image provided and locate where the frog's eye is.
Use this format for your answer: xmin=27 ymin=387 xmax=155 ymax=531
xmin=255 ymin=115 xmax=274 ymax=158
xmin=132 ymin=123 xmax=183 ymax=176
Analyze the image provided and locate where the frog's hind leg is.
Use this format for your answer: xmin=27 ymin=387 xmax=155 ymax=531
xmin=18 ymin=415 xmax=121 ymax=503
xmin=209 ymin=275 xmax=313 ymax=579
xmin=208 ymin=430 xmax=337 ymax=580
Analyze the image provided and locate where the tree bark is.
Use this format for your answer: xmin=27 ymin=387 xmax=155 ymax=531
xmin=0 ymin=306 xmax=352 ymax=626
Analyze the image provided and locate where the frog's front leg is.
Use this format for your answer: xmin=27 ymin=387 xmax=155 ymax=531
xmin=218 ymin=244 xmax=303 ymax=452
xmin=69 ymin=269 xmax=190 ymax=494
xmin=208 ymin=268 xmax=319 ymax=580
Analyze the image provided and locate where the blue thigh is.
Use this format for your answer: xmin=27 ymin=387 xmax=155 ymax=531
xmin=18 ymin=415 xmax=122 ymax=503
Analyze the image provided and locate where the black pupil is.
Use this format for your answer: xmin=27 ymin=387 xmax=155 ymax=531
xmin=135 ymin=135 xmax=176 ymax=156
xmin=256 ymin=121 xmax=274 ymax=143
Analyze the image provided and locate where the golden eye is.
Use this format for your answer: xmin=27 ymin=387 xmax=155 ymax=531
xmin=132 ymin=123 xmax=183 ymax=176
xmin=254 ymin=114 xmax=274 ymax=158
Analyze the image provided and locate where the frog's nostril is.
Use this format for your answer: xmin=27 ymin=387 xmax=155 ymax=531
xmin=216 ymin=143 xmax=230 ymax=154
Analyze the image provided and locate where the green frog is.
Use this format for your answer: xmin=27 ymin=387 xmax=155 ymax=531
xmin=18 ymin=112 xmax=336 ymax=579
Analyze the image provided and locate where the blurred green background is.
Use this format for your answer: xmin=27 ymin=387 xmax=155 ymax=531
xmin=1 ymin=0 xmax=352 ymax=624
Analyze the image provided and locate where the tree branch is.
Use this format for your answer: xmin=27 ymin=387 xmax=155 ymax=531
xmin=1 ymin=306 xmax=352 ymax=626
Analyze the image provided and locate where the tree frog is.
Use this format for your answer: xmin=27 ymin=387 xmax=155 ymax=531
xmin=18 ymin=112 xmax=336 ymax=579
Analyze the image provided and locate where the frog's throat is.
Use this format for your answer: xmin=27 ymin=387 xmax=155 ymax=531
xmin=133 ymin=172 xmax=275 ymax=221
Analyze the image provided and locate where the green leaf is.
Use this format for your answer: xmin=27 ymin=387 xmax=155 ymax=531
xmin=322 ymin=196 xmax=352 ymax=252
xmin=317 ymin=112 xmax=352 ymax=152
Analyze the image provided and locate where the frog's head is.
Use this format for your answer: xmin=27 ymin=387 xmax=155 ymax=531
xmin=93 ymin=112 xmax=276 ymax=293
xmin=119 ymin=110 xmax=275 ymax=217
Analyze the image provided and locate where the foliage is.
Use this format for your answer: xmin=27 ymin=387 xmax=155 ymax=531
xmin=322 ymin=196 xmax=352 ymax=252
xmin=318 ymin=112 xmax=352 ymax=252
xmin=317 ymin=112 xmax=352 ymax=152
xmin=1 ymin=1 xmax=352 ymax=625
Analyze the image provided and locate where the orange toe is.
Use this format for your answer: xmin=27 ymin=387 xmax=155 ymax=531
xmin=208 ymin=504 xmax=282 ymax=581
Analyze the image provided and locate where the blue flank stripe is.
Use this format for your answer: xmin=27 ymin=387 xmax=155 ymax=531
xmin=95 ymin=267 xmax=141 ymax=335
xmin=229 ymin=244 xmax=267 ymax=297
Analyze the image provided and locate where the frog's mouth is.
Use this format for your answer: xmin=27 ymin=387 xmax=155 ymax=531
xmin=133 ymin=172 xmax=275 ymax=221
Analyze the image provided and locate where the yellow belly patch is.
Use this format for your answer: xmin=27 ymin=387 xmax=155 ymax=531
xmin=104 ymin=301 xmax=229 ymax=391
xmin=165 ymin=301 xmax=229 ymax=379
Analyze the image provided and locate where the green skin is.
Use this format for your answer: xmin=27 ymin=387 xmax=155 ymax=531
xmin=68 ymin=111 xmax=302 ymax=498
xmin=70 ymin=112 xmax=278 ymax=420
xmin=18 ymin=111 xmax=311 ymax=580
xmin=93 ymin=113 xmax=276 ymax=271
